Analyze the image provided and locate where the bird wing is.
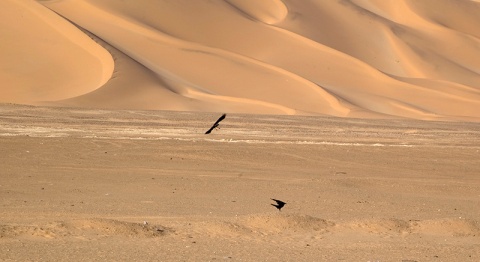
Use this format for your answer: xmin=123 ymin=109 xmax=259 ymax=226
xmin=205 ymin=114 xmax=226 ymax=134
xmin=205 ymin=123 xmax=218 ymax=134
xmin=205 ymin=127 xmax=214 ymax=134
xmin=213 ymin=114 xmax=226 ymax=126
xmin=271 ymin=198 xmax=286 ymax=205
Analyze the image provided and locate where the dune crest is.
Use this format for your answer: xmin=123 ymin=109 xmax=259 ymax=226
xmin=225 ymin=0 xmax=288 ymax=24
xmin=2 ymin=0 xmax=480 ymax=121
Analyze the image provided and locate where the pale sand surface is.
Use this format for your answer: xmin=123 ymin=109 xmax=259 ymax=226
xmin=1 ymin=104 xmax=480 ymax=261
xmin=2 ymin=0 xmax=480 ymax=120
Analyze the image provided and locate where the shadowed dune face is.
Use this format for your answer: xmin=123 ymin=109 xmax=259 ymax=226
xmin=2 ymin=0 xmax=480 ymax=120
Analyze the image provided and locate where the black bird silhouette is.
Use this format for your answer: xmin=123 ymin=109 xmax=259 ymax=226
xmin=271 ymin=198 xmax=286 ymax=211
xmin=205 ymin=114 xmax=226 ymax=134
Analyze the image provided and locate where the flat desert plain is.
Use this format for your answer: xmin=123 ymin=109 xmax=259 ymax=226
xmin=1 ymin=104 xmax=479 ymax=261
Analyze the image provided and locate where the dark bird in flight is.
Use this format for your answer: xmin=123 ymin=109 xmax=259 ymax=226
xmin=271 ymin=198 xmax=286 ymax=211
xmin=205 ymin=113 xmax=226 ymax=134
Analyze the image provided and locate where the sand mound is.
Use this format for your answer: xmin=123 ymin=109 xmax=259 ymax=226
xmin=2 ymin=0 xmax=480 ymax=120
xmin=69 ymin=218 xmax=169 ymax=238
xmin=0 ymin=219 xmax=168 ymax=239
xmin=241 ymin=213 xmax=334 ymax=233
xmin=197 ymin=213 xmax=334 ymax=238
xmin=197 ymin=215 xmax=480 ymax=239
xmin=346 ymin=218 xmax=412 ymax=234
xmin=0 ymin=222 xmax=63 ymax=239
xmin=0 ymin=215 xmax=334 ymax=240
xmin=344 ymin=218 xmax=480 ymax=237
xmin=412 ymin=218 xmax=480 ymax=237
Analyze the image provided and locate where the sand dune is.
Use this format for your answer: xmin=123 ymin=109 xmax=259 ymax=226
xmin=1 ymin=0 xmax=479 ymax=120
xmin=0 ymin=0 xmax=113 ymax=103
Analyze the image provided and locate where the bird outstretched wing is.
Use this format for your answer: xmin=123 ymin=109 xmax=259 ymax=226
xmin=271 ymin=198 xmax=286 ymax=210
xmin=205 ymin=114 xmax=226 ymax=134
xmin=271 ymin=198 xmax=286 ymax=205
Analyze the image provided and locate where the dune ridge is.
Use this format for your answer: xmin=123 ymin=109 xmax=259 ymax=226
xmin=2 ymin=0 xmax=480 ymax=121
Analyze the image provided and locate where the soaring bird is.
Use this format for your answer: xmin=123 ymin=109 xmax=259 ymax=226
xmin=205 ymin=114 xmax=226 ymax=134
xmin=271 ymin=198 xmax=286 ymax=211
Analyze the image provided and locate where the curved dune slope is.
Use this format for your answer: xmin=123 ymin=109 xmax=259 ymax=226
xmin=0 ymin=0 xmax=113 ymax=103
xmin=2 ymin=0 xmax=480 ymax=120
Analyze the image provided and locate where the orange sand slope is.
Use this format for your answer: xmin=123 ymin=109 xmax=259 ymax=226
xmin=2 ymin=0 xmax=480 ymax=120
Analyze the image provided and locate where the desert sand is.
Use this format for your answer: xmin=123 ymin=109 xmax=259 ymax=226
xmin=2 ymin=0 xmax=480 ymax=261
xmin=1 ymin=0 xmax=480 ymax=120
xmin=1 ymin=104 xmax=479 ymax=261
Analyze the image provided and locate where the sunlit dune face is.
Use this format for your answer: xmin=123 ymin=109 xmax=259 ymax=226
xmin=1 ymin=0 xmax=480 ymax=121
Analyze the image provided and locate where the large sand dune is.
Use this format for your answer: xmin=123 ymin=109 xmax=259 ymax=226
xmin=2 ymin=0 xmax=480 ymax=120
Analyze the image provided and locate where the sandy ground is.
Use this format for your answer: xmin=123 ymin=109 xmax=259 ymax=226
xmin=1 ymin=104 xmax=479 ymax=261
